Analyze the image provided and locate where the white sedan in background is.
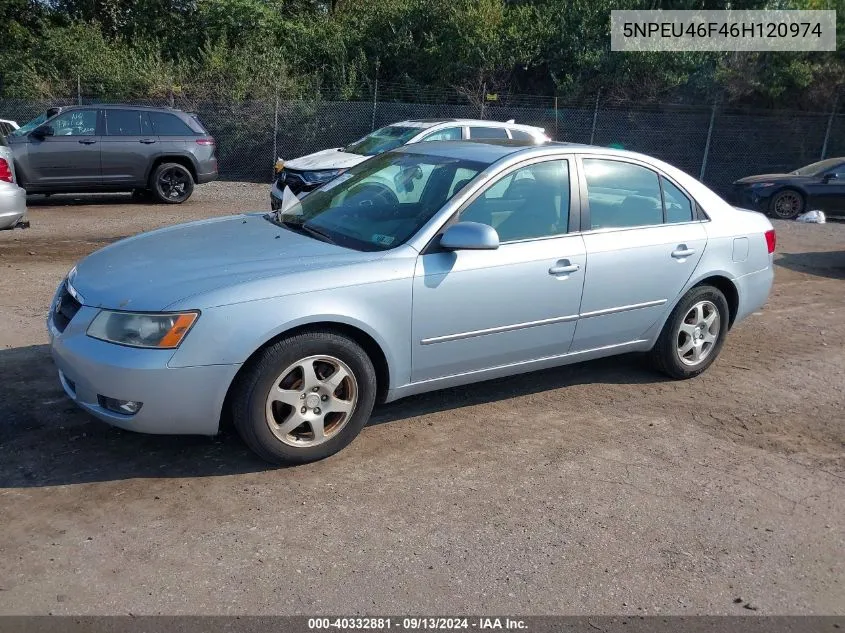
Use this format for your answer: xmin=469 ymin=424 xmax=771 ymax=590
xmin=271 ymin=118 xmax=550 ymax=207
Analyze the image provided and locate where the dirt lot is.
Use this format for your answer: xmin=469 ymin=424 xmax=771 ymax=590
xmin=0 ymin=184 xmax=843 ymax=615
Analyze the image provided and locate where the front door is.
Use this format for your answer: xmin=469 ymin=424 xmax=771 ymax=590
xmin=572 ymin=157 xmax=707 ymax=351
xmin=23 ymin=108 xmax=101 ymax=188
xmin=411 ymin=158 xmax=586 ymax=382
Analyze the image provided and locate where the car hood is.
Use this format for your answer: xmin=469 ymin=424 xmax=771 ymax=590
xmin=70 ymin=214 xmax=374 ymax=311
xmin=733 ymin=173 xmax=806 ymax=184
xmin=284 ymin=148 xmax=368 ymax=171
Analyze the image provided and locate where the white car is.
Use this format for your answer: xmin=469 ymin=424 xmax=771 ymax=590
xmin=270 ymin=118 xmax=549 ymax=207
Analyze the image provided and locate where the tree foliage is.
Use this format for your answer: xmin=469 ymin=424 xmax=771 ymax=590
xmin=0 ymin=0 xmax=841 ymax=108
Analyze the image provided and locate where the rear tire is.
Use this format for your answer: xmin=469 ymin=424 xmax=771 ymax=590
xmin=150 ymin=162 xmax=194 ymax=204
xmin=650 ymin=285 xmax=730 ymax=379
xmin=231 ymin=330 xmax=377 ymax=465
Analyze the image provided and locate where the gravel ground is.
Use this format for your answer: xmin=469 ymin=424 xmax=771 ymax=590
xmin=0 ymin=183 xmax=843 ymax=615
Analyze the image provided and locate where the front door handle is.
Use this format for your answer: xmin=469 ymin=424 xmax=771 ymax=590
xmin=139 ymin=138 xmax=156 ymax=144
xmin=549 ymin=261 xmax=581 ymax=275
xmin=671 ymin=245 xmax=696 ymax=259
xmin=78 ymin=139 xmax=97 ymax=145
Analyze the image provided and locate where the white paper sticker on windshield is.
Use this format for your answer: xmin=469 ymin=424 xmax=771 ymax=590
xmin=319 ymin=173 xmax=354 ymax=192
xmin=372 ymin=234 xmax=395 ymax=246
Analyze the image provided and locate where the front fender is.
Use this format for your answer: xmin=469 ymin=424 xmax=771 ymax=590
xmin=167 ymin=277 xmax=414 ymax=390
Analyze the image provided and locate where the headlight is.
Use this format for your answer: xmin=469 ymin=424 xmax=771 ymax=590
xmin=87 ymin=311 xmax=199 ymax=349
xmin=274 ymin=158 xmax=285 ymax=174
xmin=303 ymin=169 xmax=346 ymax=183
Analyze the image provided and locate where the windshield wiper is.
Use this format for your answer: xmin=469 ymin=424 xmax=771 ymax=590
xmin=302 ymin=222 xmax=337 ymax=244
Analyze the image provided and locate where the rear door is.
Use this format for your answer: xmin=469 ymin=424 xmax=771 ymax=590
xmin=23 ymin=108 xmax=101 ymax=188
xmin=101 ymin=108 xmax=158 ymax=186
xmin=571 ymin=156 xmax=707 ymax=352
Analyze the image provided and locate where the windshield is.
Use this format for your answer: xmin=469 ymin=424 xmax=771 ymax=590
xmin=343 ymin=126 xmax=421 ymax=156
xmin=268 ymin=151 xmax=486 ymax=251
xmin=10 ymin=113 xmax=48 ymax=137
xmin=792 ymin=158 xmax=842 ymax=176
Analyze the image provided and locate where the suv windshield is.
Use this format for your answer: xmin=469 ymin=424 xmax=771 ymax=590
xmin=268 ymin=151 xmax=485 ymax=251
xmin=792 ymin=158 xmax=842 ymax=176
xmin=344 ymin=126 xmax=421 ymax=156
xmin=11 ymin=113 xmax=48 ymax=137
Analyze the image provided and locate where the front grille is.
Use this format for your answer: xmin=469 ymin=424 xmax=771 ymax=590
xmin=52 ymin=282 xmax=82 ymax=333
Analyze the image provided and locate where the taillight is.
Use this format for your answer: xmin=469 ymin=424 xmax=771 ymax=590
xmin=195 ymin=138 xmax=215 ymax=146
xmin=764 ymin=229 xmax=776 ymax=254
xmin=0 ymin=158 xmax=12 ymax=183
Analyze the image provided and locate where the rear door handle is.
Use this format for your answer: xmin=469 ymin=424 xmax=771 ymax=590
xmin=671 ymin=245 xmax=695 ymax=259
xmin=549 ymin=261 xmax=581 ymax=275
xmin=78 ymin=139 xmax=97 ymax=145
xmin=139 ymin=138 xmax=156 ymax=144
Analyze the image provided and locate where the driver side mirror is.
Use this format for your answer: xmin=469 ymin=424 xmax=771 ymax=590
xmin=440 ymin=222 xmax=500 ymax=251
xmin=822 ymin=172 xmax=839 ymax=183
xmin=32 ymin=125 xmax=54 ymax=139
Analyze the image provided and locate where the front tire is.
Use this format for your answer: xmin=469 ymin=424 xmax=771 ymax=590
xmin=231 ymin=330 xmax=377 ymax=465
xmin=769 ymin=189 xmax=804 ymax=219
xmin=650 ymin=285 xmax=730 ymax=379
xmin=151 ymin=162 xmax=194 ymax=204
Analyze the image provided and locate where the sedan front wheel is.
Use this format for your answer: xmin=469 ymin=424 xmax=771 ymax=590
xmin=232 ymin=330 xmax=377 ymax=465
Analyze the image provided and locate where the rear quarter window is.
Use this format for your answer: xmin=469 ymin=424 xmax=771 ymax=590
xmin=149 ymin=112 xmax=197 ymax=136
xmin=508 ymin=129 xmax=535 ymax=141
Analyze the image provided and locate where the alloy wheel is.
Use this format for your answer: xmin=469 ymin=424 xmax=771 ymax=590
xmin=676 ymin=300 xmax=720 ymax=366
xmin=158 ymin=168 xmax=190 ymax=201
xmin=264 ymin=355 xmax=359 ymax=447
xmin=772 ymin=191 xmax=802 ymax=219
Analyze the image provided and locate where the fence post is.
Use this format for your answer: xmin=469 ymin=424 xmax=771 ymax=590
xmin=589 ymin=89 xmax=600 ymax=145
xmin=77 ymin=75 xmax=82 ymax=105
xmin=480 ymin=82 xmax=487 ymax=120
xmin=371 ymin=59 xmax=379 ymax=131
xmin=820 ymin=91 xmax=839 ymax=160
xmin=700 ymin=103 xmax=717 ymax=181
xmin=272 ymin=93 xmax=280 ymax=176
xmin=554 ymin=96 xmax=559 ymax=140
xmin=168 ymin=87 xmax=175 ymax=108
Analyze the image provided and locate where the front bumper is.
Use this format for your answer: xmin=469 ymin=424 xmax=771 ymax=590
xmin=0 ymin=183 xmax=27 ymax=229
xmin=270 ymin=178 xmax=310 ymax=210
xmin=728 ymin=185 xmax=772 ymax=212
xmin=47 ymin=291 xmax=240 ymax=436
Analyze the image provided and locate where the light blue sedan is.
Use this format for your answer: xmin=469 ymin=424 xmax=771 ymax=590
xmin=48 ymin=141 xmax=775 ymax=464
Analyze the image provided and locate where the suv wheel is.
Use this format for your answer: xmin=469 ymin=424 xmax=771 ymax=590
xmin=151 ymin=162 xmax=194 ymax=204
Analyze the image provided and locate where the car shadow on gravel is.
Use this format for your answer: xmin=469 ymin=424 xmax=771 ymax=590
xmin=0 ymin=345 xmax=664 ymax=488
xmin=775 ymin=250 xmax=845 ymax=280
xmin=26 ymin=193 xmax=137 ymax=207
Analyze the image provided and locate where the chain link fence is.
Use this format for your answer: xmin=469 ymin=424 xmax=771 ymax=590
xmin=1 ymin=86 xmax=842 ymax=197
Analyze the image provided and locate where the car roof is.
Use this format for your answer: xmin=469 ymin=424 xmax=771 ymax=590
xmin=393 ymin=118 xmax=546 ymax=133
xmin=55 ymin=104 xmax=187 ymax=114
xmin=396 ymin=139 xmax=593 ymax=164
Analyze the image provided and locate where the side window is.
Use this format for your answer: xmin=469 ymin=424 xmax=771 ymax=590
xmin=468 ymin=126 xmax=508 ymax=140
xmin=458 ymin=159 xmax=570 ymax=242
xmin=508 ymin=129 xmax=534 ymax=141
xmin=141 ymin=112 xmax=154 ymax=136
xmin=422 ymin=127 xmax=462 ymax=142
xmin=105 ymin=109 xmax=141 ymax=136
xmin=661 ymin=177 xmax=694 ymax=223
xmin=49 ymin=110 xmax=97 ymax=136
xmin=149 ymin=112 xmax=195 ymax=136
xmin=583 ymin=159 xmax=662 ymax=229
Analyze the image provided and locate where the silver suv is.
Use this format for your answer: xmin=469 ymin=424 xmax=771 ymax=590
xmin=6 ymin=105 xmax=218 ymax=203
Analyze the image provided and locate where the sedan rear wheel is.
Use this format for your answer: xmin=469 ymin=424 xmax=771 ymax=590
xmin=650 ymin=285 xmax=729 ymax=379
xmin=232 ymin=330 xmax=377 ymax=465
xmin=769 ymin=189 xmax=804 ymax=219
